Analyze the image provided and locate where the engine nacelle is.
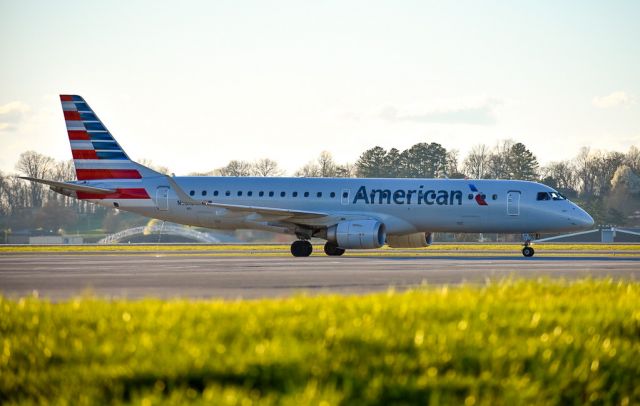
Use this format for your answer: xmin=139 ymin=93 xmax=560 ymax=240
xmin=386 ymin=232 xmax=433 ymax=248
xmin=326 ymin=220 xmax=386 ymax=249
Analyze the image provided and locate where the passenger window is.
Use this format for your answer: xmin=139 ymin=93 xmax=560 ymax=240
xmin=247 ymin=191 xmax=253 ymax=197
xmin=259 ymin=191 xmax=264 ymax=197
xmin=269 ymin=191 xmax=274 ymax=197
xmin=317 ymin=192 xmax=322 ymax=198
xmin=225 ymin=191 xmax=230 ymax=196
xmin=280 ymin=191 xmax=286 ymax=197
xmin=343 ymin=191 xmax=348 ymax=198
xmin=304 ymin=192 xmax=310 ymax=197
xmin=492 ymin=194 xmax=497 ymax=200
xmin=237 ymin=191 xmax=242 ymax=196
xmin=189 ymin=190 xmax=195 ymax=196
xmin=293 ymin=192 xmax=298 ymax=197
xmin=213 ymin=191 xmax=219 ymax=196
xmin=202 ymin=190 xmax=207 ymax=196
xmin=537 ymin=192 xmax=550 ymax=201
xmin=330 ymin=192 xmax=336 ymax=198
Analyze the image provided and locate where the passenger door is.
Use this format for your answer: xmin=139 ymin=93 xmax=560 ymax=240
xmin=507 ymin=191 xmax=520 ymax=216
xmin=155 ymin=186 xmax=170 ymax=211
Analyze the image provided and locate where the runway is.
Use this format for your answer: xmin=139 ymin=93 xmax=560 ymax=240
xmin=1 ymin=252 xmax=638 ymax=300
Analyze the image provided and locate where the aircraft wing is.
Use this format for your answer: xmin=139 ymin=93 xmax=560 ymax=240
xmin=19 ymin=177 xmax=116 ymax=194
xmin=200 ymin=201 xmax=328 ymax=219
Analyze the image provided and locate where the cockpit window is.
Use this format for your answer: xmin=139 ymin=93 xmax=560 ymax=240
xmin=537 ymin=191 xmax=566 ymax=201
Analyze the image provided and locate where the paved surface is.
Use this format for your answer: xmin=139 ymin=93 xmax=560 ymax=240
xmin=1 ymin=253 xmax=639 ymax=300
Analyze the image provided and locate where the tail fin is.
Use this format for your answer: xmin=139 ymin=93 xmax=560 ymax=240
xmin=60 ymin=95 xmax=159 ymax=180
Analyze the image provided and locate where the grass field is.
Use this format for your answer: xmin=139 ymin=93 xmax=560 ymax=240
xmin=1 ymin=279 xmax=639 ymax=405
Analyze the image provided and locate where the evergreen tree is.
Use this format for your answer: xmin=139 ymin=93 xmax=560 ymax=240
xmin=355 ymin=146 xmax=388 ymax=177
xmin=507 ymin=142 xmax=539 ymax=180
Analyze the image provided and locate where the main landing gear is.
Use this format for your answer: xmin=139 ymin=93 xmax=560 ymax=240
xmin=324 ymin=241 xmax=345 ymax=256
xmin=290 ymin=240 xmax=313 ymax=257
xmin=290 ymin=241 xmax=347 ymax=257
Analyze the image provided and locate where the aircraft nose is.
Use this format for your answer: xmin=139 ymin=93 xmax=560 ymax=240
xmin=572 ymin=206 xmax=594 ymax=229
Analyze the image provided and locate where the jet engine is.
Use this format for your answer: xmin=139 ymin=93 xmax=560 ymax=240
xmin=386 ymin=232 xmax=433 ymax=248
xmin=326 ymin=220 xmax=386 ymax=249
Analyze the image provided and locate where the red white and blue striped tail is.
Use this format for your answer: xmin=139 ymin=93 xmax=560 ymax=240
xmin=60 ymin=94 xmax=159 ymax=181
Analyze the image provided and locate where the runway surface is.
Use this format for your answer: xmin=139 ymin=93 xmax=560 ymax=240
xmin=1 ymin=252 xmax=639 ymax=300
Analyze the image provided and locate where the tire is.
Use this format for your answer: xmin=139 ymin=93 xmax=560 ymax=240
xmin=522 ymin=246 xmax=535 ymax=257
xmin=291 ymin=240 xmax=313 ymax=257
xmin=324 ymin=241 xmax=346 ymax=256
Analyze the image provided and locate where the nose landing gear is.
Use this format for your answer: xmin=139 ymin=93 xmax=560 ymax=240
xmin=521 ymin=233 xmax=539 ymax=257
xmin=522 ymin=245 xmax=535 ymax=257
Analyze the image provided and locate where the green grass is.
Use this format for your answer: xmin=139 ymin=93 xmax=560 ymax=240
xmin=1 ymin=279 xmax=639 ymax=405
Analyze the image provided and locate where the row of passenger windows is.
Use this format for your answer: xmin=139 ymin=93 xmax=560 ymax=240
xmin=188 ymin=189 xmax=501 ymax=201
xmin=469 ymin=193 xmax=498 ymax=201
xmin=189 ymin=190 xmax=348 ymax=199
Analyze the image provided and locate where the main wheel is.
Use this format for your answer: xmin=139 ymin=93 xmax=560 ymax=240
xmin=324 ymin=241 xmax=346 ymax=256
xmin=522 ymin=246 xmax=535 ymax=257
xmin=291 ymin=240 xmax=313 ymax=257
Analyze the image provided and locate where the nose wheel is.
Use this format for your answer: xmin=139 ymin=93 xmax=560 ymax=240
xmin=290 ymin=240 xmax=313 ymax=257
xmin=521 ymin=233 xmax=537 ymax=257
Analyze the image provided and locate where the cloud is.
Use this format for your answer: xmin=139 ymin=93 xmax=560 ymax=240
xmin=378 ymin=99 xmax=501 ymax=126
xmin=592 ymin=91 xmax=635 ymax=108
xmin=0 ymin=101 xmax=30 ymax=132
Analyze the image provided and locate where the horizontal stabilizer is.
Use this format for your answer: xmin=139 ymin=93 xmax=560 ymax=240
xmin=19 ymin=177 xmax=116 ymax=194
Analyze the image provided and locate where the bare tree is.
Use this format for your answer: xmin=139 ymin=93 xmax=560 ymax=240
xmin=216 ymin=160 xmax=253 ymax=176
xmin=625 ymin=146 xmax=640 ymax=174
xmin=463 ymin=144 xmax=491 ymax=179
xmin=294 ymin=162 xmax=321 ymax=177
xmin=138 ymin=159 xmax=170 ymax=175
xmin=15 ymin=151 xmax=55 ymax=207
xmin=486 ymin=140 xmax=514 ymax=179
xmin=295 ymin=151 xmax=353 ymax=177
xmin=541 ymin=161 xmax=577 ymax=192
xmin=252 ymin=158 xmax=284 ymax=177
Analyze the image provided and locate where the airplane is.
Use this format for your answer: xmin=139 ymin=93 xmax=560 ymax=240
xmin=21 ymin=95 xmax=595 ymax=257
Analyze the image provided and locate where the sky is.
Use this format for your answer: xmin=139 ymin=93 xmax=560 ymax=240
xmin=1 ymin=0 xmax=639 ymax=176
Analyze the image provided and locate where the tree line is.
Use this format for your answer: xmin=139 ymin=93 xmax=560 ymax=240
xmin=1 ymin=141 xmax=639 ymax=239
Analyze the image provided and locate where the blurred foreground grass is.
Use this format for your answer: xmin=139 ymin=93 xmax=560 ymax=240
xmin=1 ymin=279 xmax=639 ymax=405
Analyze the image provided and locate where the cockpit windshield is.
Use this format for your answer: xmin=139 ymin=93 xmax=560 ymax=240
xmin=537 ymin=191 xmax=566 ymax=201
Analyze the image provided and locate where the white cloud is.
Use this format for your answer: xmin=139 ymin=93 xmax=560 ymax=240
xmin=0 ymin=101 xmax=30 ymax=115
xmin=592 ymin=91 xmax=635 ymax=108
xmin=0 ymin=101 xmax=30 ymax=132
xmin=377 ymin=98 xmax=502 ymax=126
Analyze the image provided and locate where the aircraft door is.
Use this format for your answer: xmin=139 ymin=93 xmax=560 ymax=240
xmin=156 ymin=186 xmax=170 ymax=211
xmin=507 ymin=191 xmax=520 ymax=216
xmin=341 ymin=189 xmax=350 ymax=205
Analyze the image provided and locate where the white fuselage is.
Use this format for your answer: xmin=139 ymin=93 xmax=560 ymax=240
xmin=85 ymin=176 xmax=594 ymax=236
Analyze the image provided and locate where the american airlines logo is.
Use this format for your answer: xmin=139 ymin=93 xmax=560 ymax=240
xmin=352 ymin=186 xmax=463 ymax=206
xmin=351 ymin=184 xmax=490 ymax=206
xmin=469 ymin=184 xmax=488 ymax=206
